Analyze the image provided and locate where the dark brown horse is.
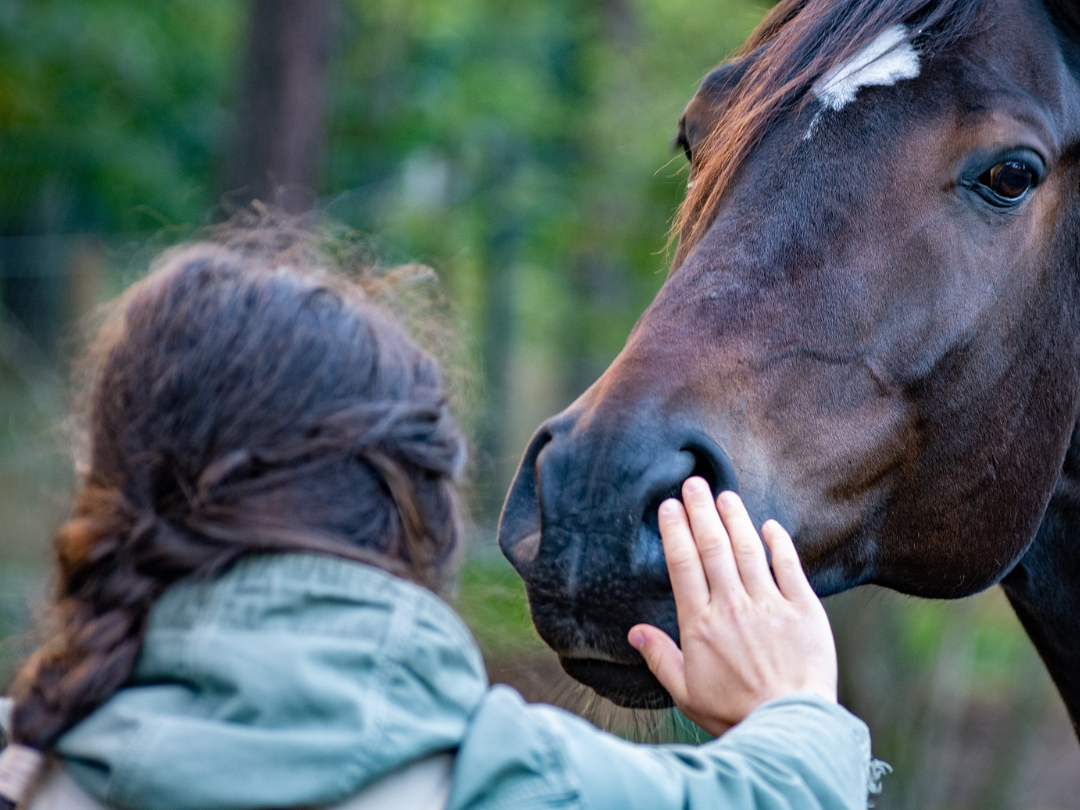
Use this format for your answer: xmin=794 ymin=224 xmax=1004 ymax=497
xmin=498 ymin=0 xmax=1080 ymax=736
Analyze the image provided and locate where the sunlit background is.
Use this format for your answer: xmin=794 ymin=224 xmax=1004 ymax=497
xmin=0 ymin=2 xmax=1076 ymax=807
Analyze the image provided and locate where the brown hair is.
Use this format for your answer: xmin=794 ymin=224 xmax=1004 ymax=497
xmin=3 ymin=242 xmax=466 ymax=758
xmin=672 ymin=0 xmax=990 ymax=264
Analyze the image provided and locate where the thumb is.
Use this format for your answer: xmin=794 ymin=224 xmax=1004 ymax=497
xmin=629 ymin=624 xmax=687 ymax=704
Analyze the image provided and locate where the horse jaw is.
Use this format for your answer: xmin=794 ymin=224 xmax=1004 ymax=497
xmin=1002 ymin=419 xmax=1080 ymax=739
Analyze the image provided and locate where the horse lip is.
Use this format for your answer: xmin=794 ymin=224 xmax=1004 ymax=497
xmin=558 ymin=656 xmax=673 ymax=709
xmin=559 ymin=644 xmax=639 ymax=666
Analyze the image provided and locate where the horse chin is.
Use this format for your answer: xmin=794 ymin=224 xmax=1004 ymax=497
xmin=558 ymin=656 xmax=674 ymax=709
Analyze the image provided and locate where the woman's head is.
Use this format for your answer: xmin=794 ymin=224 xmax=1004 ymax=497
xmin=5 ymin=242 xmax=465 ymax=754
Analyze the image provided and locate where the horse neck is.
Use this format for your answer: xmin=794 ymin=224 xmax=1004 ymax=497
xmin=1001 ymin=420 xmax=1080 ymax=738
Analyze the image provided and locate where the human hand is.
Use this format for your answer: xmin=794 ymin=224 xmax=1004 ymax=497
xmin=627 ymin=478 xmax=837 ymax=737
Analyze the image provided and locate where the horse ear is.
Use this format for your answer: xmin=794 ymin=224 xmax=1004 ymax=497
xmin=677 ymin=60 xmax=750 ymax=163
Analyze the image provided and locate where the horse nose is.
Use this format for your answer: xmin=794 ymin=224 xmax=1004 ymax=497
xmin=498 ymin=410 xmax=737 ymax=593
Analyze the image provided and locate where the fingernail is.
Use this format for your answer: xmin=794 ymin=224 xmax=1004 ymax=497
xmin=718 ymin=490 xmax=739 ymax=507
xmin=659 ymin=499 xmax=680 ymax=518
xmin=628 ymin=628 xmax=646 ymax=650
xmin=684 ymin=477 xmax=707 ymax=494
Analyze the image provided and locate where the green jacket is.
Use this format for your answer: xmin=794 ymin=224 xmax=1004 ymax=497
xmin=5 ymin=553 xmax=880 ymax=810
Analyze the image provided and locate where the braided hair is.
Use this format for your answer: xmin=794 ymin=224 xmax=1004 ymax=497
xmin=0 ymin=244 xmax=465 ymax=803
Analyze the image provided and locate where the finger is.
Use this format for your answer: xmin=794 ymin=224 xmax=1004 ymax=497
xmin=658 ymin=498 xmax=710 ymax=615
xmin=629 ymin=624 xmax=688 ymax=706
xmin=761 ymin=520 xmax=818 ymax=605
xmin=681 ymin=477 xmax=741 ymax=597
xmin=716 ymin=491 xmax=778 ymax=598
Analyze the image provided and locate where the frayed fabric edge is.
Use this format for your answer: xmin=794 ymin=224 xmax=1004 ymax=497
xmin=867 ymin=758 xmax=892 ymax=808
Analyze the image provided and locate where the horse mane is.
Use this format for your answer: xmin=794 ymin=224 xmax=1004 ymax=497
xmin=673 ymin=0 xmax=992 ymax=264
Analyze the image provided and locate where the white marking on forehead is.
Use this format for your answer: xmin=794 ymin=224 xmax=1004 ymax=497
xmin=813 ymin=24 xmax=921 ymax=112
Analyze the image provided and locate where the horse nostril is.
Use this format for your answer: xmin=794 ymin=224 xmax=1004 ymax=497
xmin=640 ymin=442 xmax=737 ymax=527
xmin=684 ymin=441 xmax=737 ymax=498
xmin=635 ymin=440 xmax=737 ymax=585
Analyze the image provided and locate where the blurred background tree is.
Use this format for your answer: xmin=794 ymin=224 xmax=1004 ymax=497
xmin=0 ymin=1 xmax=1076 ymax=806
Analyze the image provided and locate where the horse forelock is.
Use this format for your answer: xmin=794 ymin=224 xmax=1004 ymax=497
xmin=672 ymin=0 xmax=993 ymax=265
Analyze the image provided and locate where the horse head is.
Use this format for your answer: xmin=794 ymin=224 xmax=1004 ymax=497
xmin=498 ymin=0 xmax=1080 ymax=724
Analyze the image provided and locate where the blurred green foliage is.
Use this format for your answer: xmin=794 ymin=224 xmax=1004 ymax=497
xmin=0 ymin=1 xmax=238 ymax=231
xmin=0 ymin=0 xmax=769 ymax=496
xmin=455 ymin=556 xmax=543 ymax=659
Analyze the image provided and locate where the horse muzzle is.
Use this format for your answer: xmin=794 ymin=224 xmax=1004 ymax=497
xmin=497 ymin=405 xmax=737 ymax=708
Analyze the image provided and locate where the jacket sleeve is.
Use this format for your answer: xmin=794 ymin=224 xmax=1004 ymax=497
xmin=449 ymin=686 xmax=873 ymax=810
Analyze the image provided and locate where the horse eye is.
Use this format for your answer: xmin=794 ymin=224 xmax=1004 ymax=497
xmin=979 ymin=161 xmax=1035 ymax=201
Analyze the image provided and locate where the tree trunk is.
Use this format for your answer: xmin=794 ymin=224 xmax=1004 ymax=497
xmin=224 ymin=0 xmax=332 ymax=213
xmin=559 ymin=0 xmax=639 ymax=405
xmin=475 ymin=134 xmax=527 ymax=521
